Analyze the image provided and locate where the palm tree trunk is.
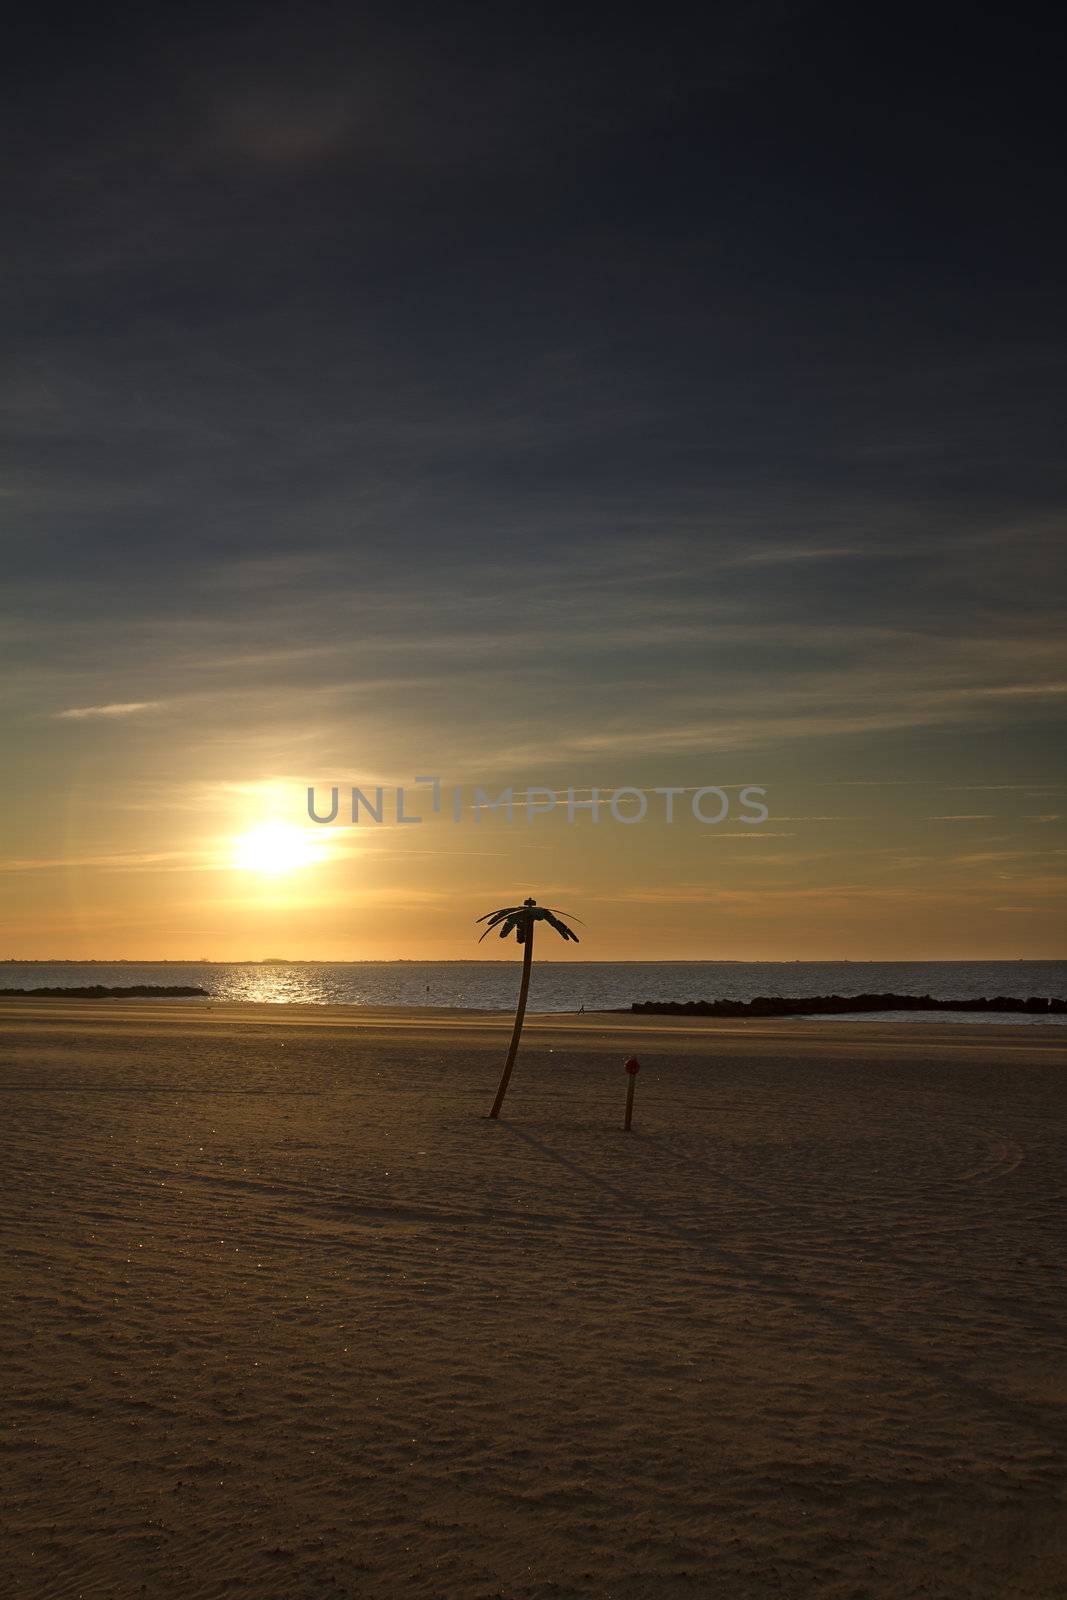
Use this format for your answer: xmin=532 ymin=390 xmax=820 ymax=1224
xmin=489 ymin=915 xmax=534 ymax=1118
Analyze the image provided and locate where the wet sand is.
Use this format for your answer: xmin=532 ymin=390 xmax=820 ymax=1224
xmin=2 ymin=1000 xmax=1065 ymax=1598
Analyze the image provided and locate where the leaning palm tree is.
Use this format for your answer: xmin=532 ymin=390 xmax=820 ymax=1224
xmin=477 ymin=897 xmax=581 ymax=1118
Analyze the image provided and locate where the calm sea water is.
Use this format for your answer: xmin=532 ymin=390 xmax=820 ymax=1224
xmin=2 ymin=961 xmax=1065 ymax=1021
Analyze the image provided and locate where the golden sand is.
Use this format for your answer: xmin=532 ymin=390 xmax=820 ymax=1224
xmin=2 ymin=1001 xmax=1065 ymax=1598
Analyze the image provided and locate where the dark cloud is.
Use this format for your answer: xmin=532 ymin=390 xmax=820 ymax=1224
xmin=1 ymin=2 xmax=1065 ymax=776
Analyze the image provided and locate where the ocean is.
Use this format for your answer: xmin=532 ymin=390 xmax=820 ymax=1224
xmin=2 ymin=960 xmax=1065 ymax=1020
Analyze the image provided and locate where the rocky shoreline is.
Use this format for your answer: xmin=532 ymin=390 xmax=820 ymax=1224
xmin=1 ymin=984 xmax=210 ymax=999
xmin=630 ymin=992 xmax=1067 ymax=1017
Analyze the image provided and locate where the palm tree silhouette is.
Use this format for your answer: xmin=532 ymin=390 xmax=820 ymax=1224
xmin=477 ymin=897 xmax=580 ymax=1118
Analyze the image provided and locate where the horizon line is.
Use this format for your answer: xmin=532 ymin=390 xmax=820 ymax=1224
xmin=2 ymin=956 xmax=1065 ymax=966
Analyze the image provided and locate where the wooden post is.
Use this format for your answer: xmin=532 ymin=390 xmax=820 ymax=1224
xmin=624 ymin=1056 xmax=640 ymax=1130
xmin=489 ymin=913 xmax=535 ymax=1119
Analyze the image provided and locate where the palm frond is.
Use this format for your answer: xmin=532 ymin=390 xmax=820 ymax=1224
xmin=476 ymin=908 xmax=527 ymax=940
xmin=476 ymin=898 xmax=583 ymax=945
xmin=476 ymin=905 xmax=523 ymax=941
xmin=537 ymin=909 xmax=580 ymax=943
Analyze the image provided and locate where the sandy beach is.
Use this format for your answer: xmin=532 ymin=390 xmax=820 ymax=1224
xmin=2 ymin=1000 xmax=1065 ymax=1599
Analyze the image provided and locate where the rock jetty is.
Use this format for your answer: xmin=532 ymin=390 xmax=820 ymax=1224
xmin=1 ymin=985 xmax=210 ymax=999
xmin=630 ymin=993 xmax=1067 ymax=1018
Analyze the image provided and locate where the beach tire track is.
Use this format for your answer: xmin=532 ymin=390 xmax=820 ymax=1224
xmin=950 ymin=1135 xmax=1025 ymax=1186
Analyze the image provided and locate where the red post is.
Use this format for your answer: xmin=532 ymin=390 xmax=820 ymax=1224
xmin=624 ymin=1057 xmax=640 ymax=1130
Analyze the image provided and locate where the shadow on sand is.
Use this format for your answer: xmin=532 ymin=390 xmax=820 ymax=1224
xmin=498 ymin=1121 xmax=1066 ymax=1450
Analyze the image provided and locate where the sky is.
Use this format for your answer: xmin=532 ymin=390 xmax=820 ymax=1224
xmin=2 ymin=3 xmax=1065 ymax=960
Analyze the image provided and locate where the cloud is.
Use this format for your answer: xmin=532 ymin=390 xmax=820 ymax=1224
xmin=53 ymin=701 xmax=163 ymax=721
xmin=948 ymin=849 xmax=1066 ymax=864
xmin=215 ymin=91 xmax=353 ymax=166
xmin=0 ymin=848 xmax=205 ymax=873
xmin=722 ymin=544 xmax=875 ymax=567
xmin=601 ymin=877 xmax=1067 ymax=908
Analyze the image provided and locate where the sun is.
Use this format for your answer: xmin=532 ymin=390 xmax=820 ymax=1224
xmin=233 ymin=821 xmax=320 ymax=876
